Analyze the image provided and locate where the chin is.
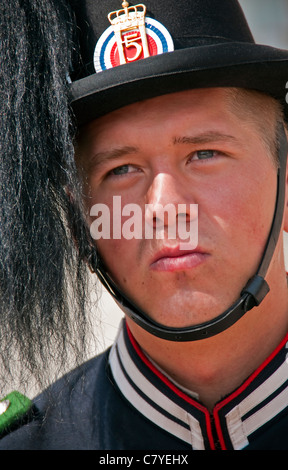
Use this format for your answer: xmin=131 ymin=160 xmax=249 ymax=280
xmin=146 ymin=291 xmax=224 ymax=329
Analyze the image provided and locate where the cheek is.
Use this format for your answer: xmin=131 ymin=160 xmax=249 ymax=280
xmin=239 ymin=176 xmax=276 ymax=244
xmin=86 ymin=182 xmax=146 ymax=283
xmin=97 ymin=237 xmax=141 ymax=288
xmin=198 ymin=160 xmax=277 ymax=252
xmin=208 ymin=166 xmax=277 ymax=256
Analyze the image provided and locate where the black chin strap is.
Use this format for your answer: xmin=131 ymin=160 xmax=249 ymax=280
xmin=91 ymin=126 xmax=288 ymax=342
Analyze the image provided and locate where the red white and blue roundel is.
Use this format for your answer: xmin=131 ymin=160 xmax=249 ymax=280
xmin=94 ymin=17 xmax=174 ymax=73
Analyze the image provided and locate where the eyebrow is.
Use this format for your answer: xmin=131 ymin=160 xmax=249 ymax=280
xmin=84 ymin=132 xmax=237 ymax=171
xmin=86 ymin=145 xmax=139 ymax=172
xmin=173 ymin=132 xmax=237 ymax=145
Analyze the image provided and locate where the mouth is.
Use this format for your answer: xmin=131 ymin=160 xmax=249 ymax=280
xmin=150 ymin=245 xmax=209 ymax=272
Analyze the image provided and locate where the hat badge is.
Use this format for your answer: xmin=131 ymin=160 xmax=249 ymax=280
xmin=94 ymin=1 xmax=174 ymax=73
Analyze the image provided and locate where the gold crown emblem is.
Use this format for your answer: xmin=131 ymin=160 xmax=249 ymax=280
xmin=108 ymin=2 xmax=150 ymax=64
xmin=108 ymin=2 xmax=147 ymax=29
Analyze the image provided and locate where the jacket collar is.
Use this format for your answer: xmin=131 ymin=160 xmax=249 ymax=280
xmin=109 ymin=320 xmax=288 ymax=450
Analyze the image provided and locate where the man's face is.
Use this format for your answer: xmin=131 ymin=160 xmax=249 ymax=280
xmin=78 ymin=88 xmax=278 ymax=328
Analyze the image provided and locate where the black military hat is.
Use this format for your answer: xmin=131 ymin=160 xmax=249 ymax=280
xmin=69 ymin=0 xmax=288 ymax=125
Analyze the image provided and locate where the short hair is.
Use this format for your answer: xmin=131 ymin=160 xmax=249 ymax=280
xmin=225 ymin=88 xmax=286 ymax=168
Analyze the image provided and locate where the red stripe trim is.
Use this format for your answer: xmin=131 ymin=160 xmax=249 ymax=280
xmin=215 ymin=331 xmax=288 ymax=412
xmin=125 ymin=322 xmax=216 ymax=449
xmin=213 ymin=413 xmax=227 ymax=450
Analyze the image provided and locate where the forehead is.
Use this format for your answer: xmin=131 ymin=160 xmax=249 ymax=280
xmin=77 ymin=88 xmax=278 ymax=163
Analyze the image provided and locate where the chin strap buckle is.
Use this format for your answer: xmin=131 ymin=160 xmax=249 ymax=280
xmin=241 ymin=275 xmax=270 ymax=311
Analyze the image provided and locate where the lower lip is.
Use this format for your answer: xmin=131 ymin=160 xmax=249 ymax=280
xmin=150 ymin=252 xmax=208 ymax=272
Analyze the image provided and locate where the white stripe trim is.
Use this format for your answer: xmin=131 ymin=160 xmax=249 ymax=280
xmin=225 ymin=406 xmax=249 ymax=450
xmin=187 ymin=414 xmax=205 ymax=450
xmin=237 ymin=361 xmax=288 ymax=417
xmin=226 ymin=360 xmax=288 ymax=448
xmin=243 ymin=386 xmax=288 ymax=437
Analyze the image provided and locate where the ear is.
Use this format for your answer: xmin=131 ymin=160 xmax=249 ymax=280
xmin=283 ymin=155 xmax=288 ymax=233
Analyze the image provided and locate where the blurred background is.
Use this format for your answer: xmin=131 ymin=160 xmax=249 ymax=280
xmin=97 ymin=0 xmax=288 ymax=352
xmin=239 ymin=0 xmax=288 ymax=49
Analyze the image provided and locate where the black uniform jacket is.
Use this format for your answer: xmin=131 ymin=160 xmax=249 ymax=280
xmin=1 ymin=320 xmax=288 ymax=450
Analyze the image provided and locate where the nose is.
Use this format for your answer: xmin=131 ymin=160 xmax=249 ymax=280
xmin=145 ymin=172 xmax=197 ymax=230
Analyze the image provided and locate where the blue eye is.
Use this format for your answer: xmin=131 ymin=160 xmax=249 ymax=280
xmin=111 ymin=164 xmax=130 ymax=175
xmin=108 ymin=164 xmax=141 ymax=177
xmin=196 ymin=150 xmax=215 ymax=160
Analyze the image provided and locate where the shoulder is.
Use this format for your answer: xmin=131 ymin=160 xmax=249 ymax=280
xmin=0 ymin=349 xmax=111 ymax=449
